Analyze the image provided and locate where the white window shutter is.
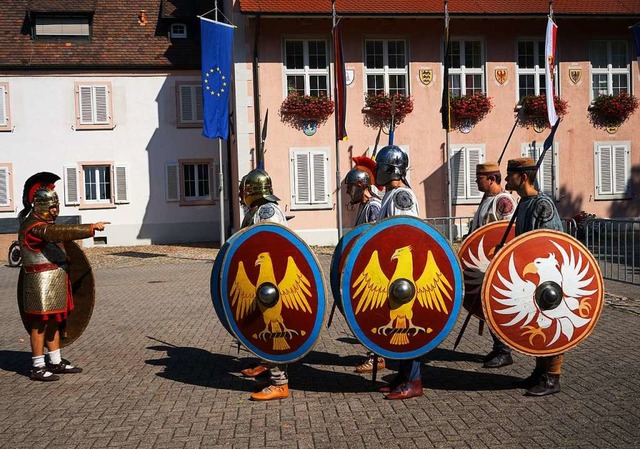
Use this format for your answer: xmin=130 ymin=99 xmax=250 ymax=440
xmin=311 ymin=151 xmax=328 ymax=204
xmin=94 ymin=86 xmax=109 ymax=124
xmin=79 ymin=86 xmax=93 ymax=124
xmin=540 ymin=147 xmax=555 ymax=197
xmin=613 ymin=145 xmax=629 ymax=195
xmin=165 ymin=162 xmax=180 ymax=201
xmin=0 ymin=166 xmax=9 ymax=207
xmin=195 ymin=86 xmax=204 ymax=122
xmin=0 ymin=86 xmax=6 ymax=126
xmin=293 ymin=152 xmax=310 ymax=204
xmin=467 ymin=147 xmax=483 ymax=199
xmin=64 ymin=165 xmax=80 ymax=205
xmin=180 ymin=85 xmax=193 ymax=122
xmin=114 ymin=164 xmax=129 ymax=204
xmin=451 ymin=148 xmax=465 ymax=200
xmin=597 ymin=145 xmax=612 ymax=195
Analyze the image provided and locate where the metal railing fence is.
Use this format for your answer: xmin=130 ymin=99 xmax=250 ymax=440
xmin=584 ymin=218 xmax=640 ymax=285
xmin=425 ymin=216 xmax=473 ymax=243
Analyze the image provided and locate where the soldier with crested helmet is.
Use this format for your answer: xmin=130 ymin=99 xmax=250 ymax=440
xmin=18 ymin=172 xmax=108 ymax=381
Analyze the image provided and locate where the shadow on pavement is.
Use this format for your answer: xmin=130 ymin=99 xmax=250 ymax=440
xmin=0 ymin=350 xmax=31 ymax=377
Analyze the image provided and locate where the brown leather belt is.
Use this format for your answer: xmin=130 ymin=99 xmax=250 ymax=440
xmin=24 ymin=262 xmax=67 ymax=274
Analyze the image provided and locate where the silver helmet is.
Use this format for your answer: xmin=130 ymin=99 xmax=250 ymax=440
xmin=375 ymin=145 xmax=409 ymax=187
xmin=344 ymin=167 xmax=371 ymax=204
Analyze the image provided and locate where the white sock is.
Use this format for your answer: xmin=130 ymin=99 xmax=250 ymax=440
xmin=48 ymin=349 xmax=62 ymax=365
xmin=32 ymin=355 xmax=46 ymax=368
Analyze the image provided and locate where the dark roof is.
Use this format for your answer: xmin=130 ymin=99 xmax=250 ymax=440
xmin=27 ymin=0 xmax=97 ymax=13
xmin=0 ymin=0 xmax=215 ymax=70
xmin=238 ymin=0 xmax=640 ymax=16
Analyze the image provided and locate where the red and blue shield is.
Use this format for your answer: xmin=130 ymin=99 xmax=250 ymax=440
xmin=210 ymin=234 xmax=239 ymax=334
xmin=340 ymin=216 xmax=463 ymax=360
xmin=458 ymin=221 xmax=516 ymax=320
xmin=482 ymin=230 xmax=604 ymax=357
xmin=220 ymin=223 xmax=326 ymax=363
xmin=329 ymin=223 xmax=371 ymax=314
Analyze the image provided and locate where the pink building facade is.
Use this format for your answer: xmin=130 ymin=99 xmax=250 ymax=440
xmin=229 ymin=1 xmax=640 ymax=245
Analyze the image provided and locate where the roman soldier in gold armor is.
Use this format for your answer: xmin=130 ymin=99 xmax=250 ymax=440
xmin=18 ymin=172 xmax=108 ymax=382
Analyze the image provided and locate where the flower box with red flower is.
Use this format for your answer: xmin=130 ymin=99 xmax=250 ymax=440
xmin=279 ymin=93 xmax=335 ymax=129
xmin=449 ymin=93 xmax=493 ymax=129
xmin=587 ymin=92 xmax=639 ymax=130
xmin=361 ymin=92 xmax=414 ymax=129
xmin=517 ymin=94 xmax=568 ymax=128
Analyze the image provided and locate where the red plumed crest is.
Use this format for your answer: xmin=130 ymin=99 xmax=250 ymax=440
xmin=352 ymin=155 xmax=380 ymax=189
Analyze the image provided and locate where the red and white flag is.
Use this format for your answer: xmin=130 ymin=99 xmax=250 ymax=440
xmin=545 ymin=17 xmax=558 ymax=126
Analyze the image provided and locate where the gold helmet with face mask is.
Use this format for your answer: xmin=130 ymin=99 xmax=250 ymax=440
xmin=239 ymin=169 xmax=280 ymax=208
xmin=20 ymin=172 xmax=61 ymax=222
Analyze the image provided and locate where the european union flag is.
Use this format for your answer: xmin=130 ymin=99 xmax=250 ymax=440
xmin=200 ymin=17 xmax=234 ymax=139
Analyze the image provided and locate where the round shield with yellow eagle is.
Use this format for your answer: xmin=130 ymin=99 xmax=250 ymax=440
xmin=340 ymin=216 xmax=464 ymax=359
xmin=482 ymin=230 xmax=604 ymax=357
xmin=219 ymin=223 xmax=327 ymax=363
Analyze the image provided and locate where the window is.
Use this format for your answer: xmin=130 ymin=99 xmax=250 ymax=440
xmin=594 ymin=142 xmax=631 ymax=199
xmin=448 ymin=39 xmax=485 ymax=97
xmin=176 ymin=82 xmax=203 ymax=127
xmin=364 ymin=40 xmax=409 ymax=95
xmin=521 ymin=142 xmax=559 ymax=199
xmin=74 ymin=82 xmax=114 ymax=130
xmin=0 ymin=163 xmax=14 ymax=212
xmin=516 ymin=40 xmax=559 ymax=100
xmin=450 ymin=145 xmax=485 ymax=204
xmin=170 ymin=23 xmax=187 ymax=39
xmin=284 ymin=39 xmax=329 ymax=96
xmin=290 ymin=148 xmax=331 ymax=209
xmin=590 ymin=41 xmax=630 ymax=98
xmin=34 ymin=15 xmax=90 ymax=39
xmin=165 ymin=159 xmax=216 ymax=205
xmin=64 ymin=163 xmax=129 ymax=208
xmin=0 ymin=83 xmax=10 ymax=131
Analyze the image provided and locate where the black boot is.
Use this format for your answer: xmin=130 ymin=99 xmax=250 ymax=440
xmin=515 ymin=367 xmax=544 ymax=388
xmin=483 ymin=351 xmax=513 ymax=368
xmin=525 ymin=373 xmax=560 ymax=397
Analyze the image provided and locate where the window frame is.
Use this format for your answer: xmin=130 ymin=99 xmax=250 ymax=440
xmin=447 ymin=38 xmax=486 ymax=97
xmin=449 ymin=144 xmax=485 ymax=205
xmin=289 ymin=147 xmax=331 ymax=210
xmin=170 ymin=23 xmax=187 ymax=39
xmin=515 ymin=39 xmax=559 ymax=101
xmin=0 ymin=163 xmax=14 ymax=212
xmin=165 ymin=159 xmax=217 ymax=206
xmin=363 ymin=38 xmax=410 ymax=96
xmin=589 ymin=40 xmax=631 ymax=99
xmin=593 ymin=141 xmax=631 ymax=200
xmin=520 ymin=142 xmax=559 ymax=200
xmin=282 ymin=38 xmax=331 ymax=97
xmin=74 ymin=82 xmax=114 ymax=130
xmin=64 ymin=162 xmax=128 ymax=209
xmin=176 ymin=82 xmax=203 ymax=127
xmin=33 ymin=14 xmax=91 ymax=40
xmin=0 ymin=83 xmax=11 ymax=132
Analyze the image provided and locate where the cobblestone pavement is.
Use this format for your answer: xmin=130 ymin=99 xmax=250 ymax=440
xmin=0 ymin=245 xmax=639 ymax=448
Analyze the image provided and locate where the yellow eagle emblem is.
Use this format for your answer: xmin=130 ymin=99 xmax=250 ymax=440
xmin=230 ymin=252 xmax=312 ymax=350
xmin=353 ymin=245 xmax=453 ymax=345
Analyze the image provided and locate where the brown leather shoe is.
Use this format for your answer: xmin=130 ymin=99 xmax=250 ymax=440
xmin=378 ymin=375 xmax=403 ymax=393
xmin=250 ymin=384 xmax=289 ymax=401
xmin=525 ymin=374 xmax=560 ymax=397
xmin=385 ymin=380 xmax=423 ymax=400
xmin=241 ymin=364 xmax=269 ymax=378
xmin=355 ymin=356 xmax=386 ymax=373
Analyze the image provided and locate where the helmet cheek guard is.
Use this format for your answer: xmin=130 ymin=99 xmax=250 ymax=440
xmin=375 ymin=145 xmax=408 ymax=186
xmin=33 ymin=188 xmax=59 ymax=222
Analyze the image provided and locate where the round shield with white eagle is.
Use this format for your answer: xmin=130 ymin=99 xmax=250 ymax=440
xmin=458 ymin=221 xmax=516 ymax=320
xmin=482 ymin=229 xmax=604 ymax=357
xmin=340 ymin=216 xmax=463 ymax=360
xmin=219 ymin=223 xmax=326 ymax=364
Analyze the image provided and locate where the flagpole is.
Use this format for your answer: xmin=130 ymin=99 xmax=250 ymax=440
xmin=443 ymin=0 xmax=453 ymax=240
xmin=332 ymin=0 xmax=344 ymax=239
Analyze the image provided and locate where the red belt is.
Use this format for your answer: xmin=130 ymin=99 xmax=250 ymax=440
xmin=24 ymin=262 xmax=67 ymax=274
